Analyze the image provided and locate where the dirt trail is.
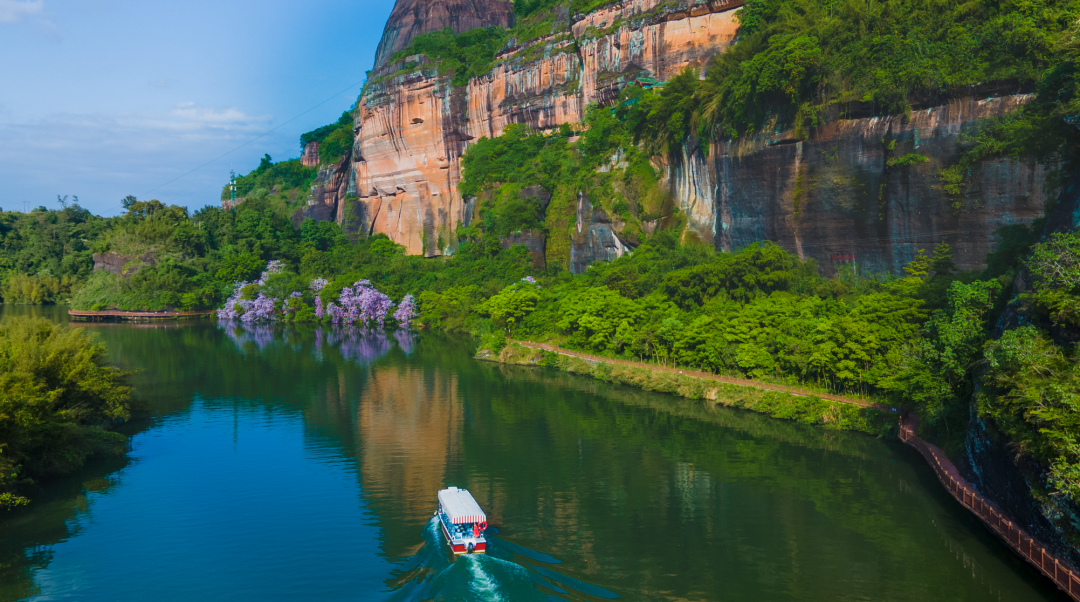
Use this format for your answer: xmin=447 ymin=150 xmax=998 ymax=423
xmin=512 ymin=341 xmax=898 ymax=412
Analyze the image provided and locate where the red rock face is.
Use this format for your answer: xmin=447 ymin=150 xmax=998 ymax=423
xmin=373 ymin=0 xmax=514 ymax=69
xmin=301 ymin=142 xmax=320 ymax=167
xmin=574 ymin=0 xmax=742 ymax=104
xmin=351 ymin=1 xmax=744 ymax=257
xmin=335 ymin=0 xmax=1048 ymax=275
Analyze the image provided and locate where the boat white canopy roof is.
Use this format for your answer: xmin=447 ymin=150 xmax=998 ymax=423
xmin=438 ymin=487 xmax=486 ymax=524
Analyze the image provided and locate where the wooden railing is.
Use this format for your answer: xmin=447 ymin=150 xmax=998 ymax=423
xmin=899 ymin=415 xmax=1080 ymax=599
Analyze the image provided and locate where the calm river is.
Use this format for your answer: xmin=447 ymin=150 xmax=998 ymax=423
xmin=0 ymin=307 xmax=1069 ymax=601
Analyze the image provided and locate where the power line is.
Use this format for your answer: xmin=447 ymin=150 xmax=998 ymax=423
xmin=107 ymin=76 xmax=365 ymax=215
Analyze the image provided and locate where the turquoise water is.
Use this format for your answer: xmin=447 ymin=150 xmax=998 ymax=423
xmin=0 ymin=307 xmax=1069 ymax=601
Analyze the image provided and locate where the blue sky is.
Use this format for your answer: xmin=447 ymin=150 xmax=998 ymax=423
xmin=0 ymin=0 xmax=393 ymax=216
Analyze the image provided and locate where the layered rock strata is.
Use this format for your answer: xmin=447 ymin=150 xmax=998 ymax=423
xmin=669 ymin=94 xmax=1050 ymax=274
xmin=341 ymin=0 xmax=744 ymax=257
xmin=304 ymin=0 xmax=1052 ymax=276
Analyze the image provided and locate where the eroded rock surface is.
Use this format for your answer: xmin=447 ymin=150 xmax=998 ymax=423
xmin=669 ymin=94 xmax=1050 ymax=274
xmin=570 ymin=191 xmax=633 ymax=273
xmin=295 ymin=0 xmax=1053 ymax=276
xmin=344 ymin=0 xmax=744 ymax=260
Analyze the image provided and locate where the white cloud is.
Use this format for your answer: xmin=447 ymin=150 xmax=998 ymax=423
xmin=0 ymin=103 xmax=291 ymax=215
xmin=0 ymin=0 xmax=44 ymax=24
xmin=169 ymin=102 xmax=273 ymax=127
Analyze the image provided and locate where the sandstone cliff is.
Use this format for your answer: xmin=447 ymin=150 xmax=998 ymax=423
xmin=671 ymin=94 xmax=1050 ymax=275
xmin=304 ymin=0 xmax=1055 ymax=275
xmin=318 ymin=0 xmax=744 ymax=258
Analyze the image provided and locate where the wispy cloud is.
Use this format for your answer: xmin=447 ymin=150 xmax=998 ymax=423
xmin=0 ymin=103 xmax=291 ymax=215
xmin=0 ymin=0 xmax=44 ymax=24
xmin=168 ymin=102 xmax=273 ymax=128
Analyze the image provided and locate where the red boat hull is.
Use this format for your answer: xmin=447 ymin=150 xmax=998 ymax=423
xmin=441 ymin=521 xmax=486 ymax=554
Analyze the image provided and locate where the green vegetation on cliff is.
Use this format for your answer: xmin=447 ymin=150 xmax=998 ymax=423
xmin=980 ymin=231 xmax=1080 ymax=498
xmin=0 ymin=317 xmax=134 ymax=508
xmin=224 ymin=156 xmax=316 ymax=202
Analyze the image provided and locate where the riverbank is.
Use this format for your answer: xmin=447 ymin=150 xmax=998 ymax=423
xmin=68 ymin=310 xmax=215 ymax=321
xmin=478 ymin=341 xmax=900 ymax=438
xmin=482 ymin=339 xmax=1080 ymax=600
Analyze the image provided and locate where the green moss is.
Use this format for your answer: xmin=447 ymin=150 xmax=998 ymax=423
xmin=886 ymin=153 xmax=929 ymax=168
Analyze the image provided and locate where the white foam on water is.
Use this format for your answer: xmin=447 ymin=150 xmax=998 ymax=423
xmin=465 ymin=556 xmax=506 ymax=602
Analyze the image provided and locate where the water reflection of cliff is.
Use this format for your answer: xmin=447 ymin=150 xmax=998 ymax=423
xmin=353 ymin=365 xmax=464 ymax=559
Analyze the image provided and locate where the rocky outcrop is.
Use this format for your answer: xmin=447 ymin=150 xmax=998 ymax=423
xmin=574 ymin=0 xmax=742 ymax=105
xmin=301 ymin=141 xmax=320 ymax=167
xmin=92 ymin=252 xmax=156 ymax=277
xmin=302 ymin=151 xmax=352 ymax=224
xmin=670 ymin=94 xmax=1051 ymax=274
xmin=501 ymin=230 xmax=547 ymax=269
xmin=372 ymin=0 xmax=514 ymax=69
xmin=570 ymin=191 xmax=633 ymax=273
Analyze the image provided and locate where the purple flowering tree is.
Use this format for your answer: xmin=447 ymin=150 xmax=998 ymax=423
xmin=327 ymin=280 xmax=395 ymax=327
xmin=216 ymin=261 xmax=283 ymax=321
xmin=310 ymin=278 xmax=328 ymax=319
xmin=393 ymin=294 xmax=417 ymax=328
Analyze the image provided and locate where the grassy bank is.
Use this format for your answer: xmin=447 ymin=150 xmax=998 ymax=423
xmin=482 ymin=342 xmax=899 ymax=438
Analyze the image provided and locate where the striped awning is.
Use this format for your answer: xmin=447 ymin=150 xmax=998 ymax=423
xmin=438 ymin=487 xmax=487 ymax=524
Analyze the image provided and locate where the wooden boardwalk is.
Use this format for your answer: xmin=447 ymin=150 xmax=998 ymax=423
xmin=68 ymin=310 xmax=215 ymax=321
xmin=900 ymin=415 xmax=1080 ymax=600
xmin=513 ymin=340 xmax=1080 ymax=599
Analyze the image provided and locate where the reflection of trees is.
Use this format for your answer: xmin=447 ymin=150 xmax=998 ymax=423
xmin=222 ymin=322 xmax=398 ymax=368
xmin=0 ymin=320 xmax=419 ymax=597
xmin=447 ymin=364 xmax=1038 ymax=601
xmin=323 ymin=327 xmax=392 ymax=366
xmin=0 ymin=318 xmax=1048 ymax=601
xmin=0 ymin=457 xmax=129 ymax=601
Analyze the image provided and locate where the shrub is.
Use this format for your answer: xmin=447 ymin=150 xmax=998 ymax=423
xmin=0 ymin=318 xmax=133 ymax=508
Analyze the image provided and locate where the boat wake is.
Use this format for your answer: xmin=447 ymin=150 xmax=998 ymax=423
xmin=383 ymin=517 xmax=617 ymax=601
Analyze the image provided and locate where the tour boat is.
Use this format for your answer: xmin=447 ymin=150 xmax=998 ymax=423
xmin=436 ymin=487 xmax=488 ymax=554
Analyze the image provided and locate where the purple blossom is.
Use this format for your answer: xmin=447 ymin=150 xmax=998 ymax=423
xmin=393 ymin=294 xmax=417 ymax=328
xmin=258 ymin=260 xmax=285 ymax=285
xmin=216 ymin=280 xmax=250 ymax=319
xmin=521 ymin=276 xmax=537 ymax=284
xmin=241 ymin=293 xmax=277 ymax=323
xmin=327 ymin=280 xmax=395 ymax=328
xmin=310 ymin=278 xmax=328 ymax=292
